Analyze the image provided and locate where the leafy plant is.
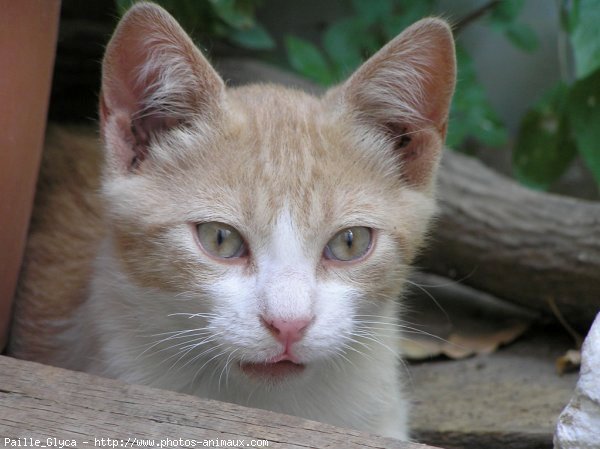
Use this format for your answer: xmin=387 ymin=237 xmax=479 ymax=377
xmin=284 ymin=0 xmax=600 ymax=191
xmin=447 ymin=46 xmax=507 ymax=150
xmin=514 ymin=0 xmax=600 ymax=189
xmin=285 ymin=0 xmax=435 ymax=85
xmin=283 ymin=0 xmax=520 ymax=153
xmin=115 ymin=0 xmax=274 ymax=50
xmin=487 ymin=0 xmax=538 ymax=52
xmin=513 ymin=83 xmax=577 ymax=189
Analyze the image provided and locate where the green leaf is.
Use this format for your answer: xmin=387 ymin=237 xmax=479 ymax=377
xmin=489 ymin=0 xmax=525 ymax=25
xmin=560 ymin=0 xmax=579 ymax=33
xmin=380 ymin=0 xmax=435 ymax=39
xmin=487 ymin=0 xmax=537 ymax=53
xmin=513 ymin=83 xmax=577 ymax=190
xmin=570 ymin=0 xmax=600 ymax=78
xmin=228 ymin=24 xmax=275 ymax=50
xmin=504 ymin=22 xmax=539 ymax=52
xmin=116 ymin=0 xmax=136 ymax=15
xmin=446 ymin=46 xmax=508 ymax=150
xmin=323 ymin=18 xmax=367 ymax=79
xmin=568 ymin=68 xmax=600 ymax=184
xmin=381 ymin=14 xmax=412 ymax=40
xmin=211 ymin=0 xmax=254 ymax=29
xmin=350 ymin=0 xmax=393 ymax=25
xmin=118 ymin=0 xmax=215 ymax=35
xmin=285 ymin=36 xmax=335 ymax=85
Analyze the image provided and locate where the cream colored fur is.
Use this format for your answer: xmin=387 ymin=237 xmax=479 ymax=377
xmin=10 ymin=2 xmax=455 ymax=441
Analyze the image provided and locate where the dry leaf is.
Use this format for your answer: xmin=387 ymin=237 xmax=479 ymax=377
xmin=402 ymin=321 xmax=530 ymax=360
xmin=400 ymin=272 xmax=536 ymax=361
xmin=401 ymin=338 xmax=444 ymax=360
xmin=556 ymin=349 xmax=581 ymax=375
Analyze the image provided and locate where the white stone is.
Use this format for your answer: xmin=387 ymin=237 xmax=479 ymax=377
xmin=554 ymin=312 xmax=600 ymax=449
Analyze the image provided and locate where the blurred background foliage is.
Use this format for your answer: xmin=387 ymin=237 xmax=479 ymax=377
xmin=116 ymin=0 xmax=275 ymax=50
xmin=62 ymin=0 xmax=600 ymax=196
xmin=280 ymin=0 xmax=600 ymax=192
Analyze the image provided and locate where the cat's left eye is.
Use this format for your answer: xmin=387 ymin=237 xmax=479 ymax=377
xmin=324 ymin=227 xmax=372 ymax=262
xmin=196 ymin=222 xmax=246 ymax=259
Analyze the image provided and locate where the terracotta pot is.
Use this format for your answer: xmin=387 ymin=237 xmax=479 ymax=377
xmin=0 ymin=0 xmax=61 ymax=350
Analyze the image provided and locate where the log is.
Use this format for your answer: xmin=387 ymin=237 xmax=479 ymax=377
xmin=421 ymin=151 xmax=600 ymax=329
xmin=0 ymin=356 xmax=435 ymax=449
xmin=215 ymin=59 xmax=600 ymax=330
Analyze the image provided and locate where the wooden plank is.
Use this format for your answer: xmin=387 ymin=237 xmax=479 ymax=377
xmin=0 ymin=356 xmax=439 ymax=449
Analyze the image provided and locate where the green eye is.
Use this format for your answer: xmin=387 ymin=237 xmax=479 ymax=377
xmin=197 ymin=222 xmax=246 ymax=259
xmin=324 ymin=227 xmax=372 ymax=261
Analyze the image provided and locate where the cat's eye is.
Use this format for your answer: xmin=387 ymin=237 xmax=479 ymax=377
xmin=196 ymin=222 xmax=246 ymax=259
xmin=324 ymin=227 xmax=372 ymax=262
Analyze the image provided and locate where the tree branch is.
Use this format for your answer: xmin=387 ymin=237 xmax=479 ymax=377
xmin=454 ymin=0 xmax=501 ymax=34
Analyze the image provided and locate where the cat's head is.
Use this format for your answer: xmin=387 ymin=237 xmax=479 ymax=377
xmin=98 ymin=2 xmax=455 ymax=386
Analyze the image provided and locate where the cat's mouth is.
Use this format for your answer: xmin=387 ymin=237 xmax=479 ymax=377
xmin=239 ymin=360 xmax=305 ymax=379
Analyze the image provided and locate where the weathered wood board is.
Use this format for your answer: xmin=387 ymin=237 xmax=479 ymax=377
xmin=0 ymin=356 xmax=439 ymax=449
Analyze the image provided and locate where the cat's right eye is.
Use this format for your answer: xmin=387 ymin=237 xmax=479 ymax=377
xmin=324 ymin=227 xmax=372 ymax=262
xmin=196 ymin=222 xmax=246 ymax=259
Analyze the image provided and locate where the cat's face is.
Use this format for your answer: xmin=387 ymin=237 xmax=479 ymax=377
xmin=99 ymin=3 xmax=455 ymax=385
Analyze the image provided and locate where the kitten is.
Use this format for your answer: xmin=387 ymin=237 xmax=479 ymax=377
xmin=9 ymin=2 xmax=455 ymax=440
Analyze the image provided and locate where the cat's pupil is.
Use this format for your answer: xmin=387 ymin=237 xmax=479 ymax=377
xmin=197 ymin=222 xmax=244 ymax=259
xmin=345 ymin=230 xmax=354 ymax=249
xmin=217 ymin=228 xmax=228 ymax=246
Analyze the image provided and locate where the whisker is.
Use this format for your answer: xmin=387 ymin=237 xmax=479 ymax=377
xmin=156 ymin=331 xmax=225 ymax=372
xmin=156 ymin=336 xmax=221 ymax=371
xmin=218 ymin=349 xmax=239 ymax=391
xmin=342 ymin=335 xmax=375 ymax=355
xmin=332 ymin=348 xmax=358 ymax=369
xmin=167 ymin=312 xmax=219 ymax=319
xmin=171 ymin=342 xmax=225 ymax=374
xmin=193 ymin=348 xmax=232 ymax=384
xmin=340 ymin=341 xmax=375 ymax=363
xmin=349 ymin=331 xmax=398 ymax=357
xmin=135 ymin=330 xmax=213 ymax=359
xmin=404 ymin=279 xmax=450 ymax=322
xmin=354 ymin=314 xmax=434 ymax=327
xmin=356 ymin=323 xmax=449 ymax=344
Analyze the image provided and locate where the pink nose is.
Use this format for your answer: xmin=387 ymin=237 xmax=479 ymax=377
xmin=261 ymin=317 xmax=312 ymax=345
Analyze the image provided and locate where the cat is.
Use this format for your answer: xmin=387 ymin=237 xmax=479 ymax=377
xmin=9 ymin=1 xmax=455 ymax=440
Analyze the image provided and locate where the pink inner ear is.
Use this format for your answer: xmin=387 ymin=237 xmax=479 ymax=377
xmin=130 ymin=112 xmax=182 ymax=167
xmin=385 ymin=123 xmax=413 ymax=151
xmin=101 ymin=42 xmax=184 ymax=171
xmin=399 ymin=128 xmax=443 ymax=188
xmin=99 ymin=2 xmax=225 ymax=174
xmin=340 ymin=18 xmax=455 ymax=189
xmin=383 ymin=120 xmax=447 ymax=188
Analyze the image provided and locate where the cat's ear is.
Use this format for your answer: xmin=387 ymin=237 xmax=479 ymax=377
xmin=334 ymin=18 xmax=456 ymax=189
xmin=99 ymin=2 xmax=224 ymax=174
